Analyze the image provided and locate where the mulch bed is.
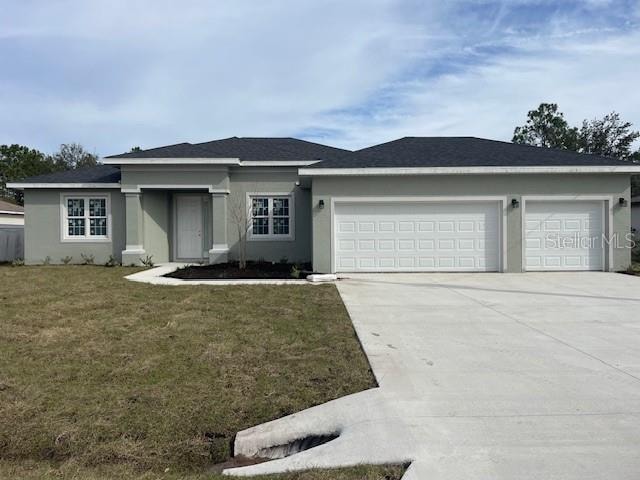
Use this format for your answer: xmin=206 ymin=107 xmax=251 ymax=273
xmin=165 ymin=261 xmax=314 ymax=280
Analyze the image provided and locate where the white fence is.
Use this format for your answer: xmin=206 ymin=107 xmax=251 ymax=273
xmin=0 ymin=226 xmax=24 ymax=262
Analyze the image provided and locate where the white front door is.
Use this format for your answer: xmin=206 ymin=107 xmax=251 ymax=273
xmin=176 ymin=195 xmax=204 ymax=260
xmin=524 ymin=200 xmax=604 ymax=271
xmin=334 ymin=201 xmax=502 ymax=272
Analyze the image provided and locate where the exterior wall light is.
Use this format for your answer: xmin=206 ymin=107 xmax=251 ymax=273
xmin=318 ymin=199 xmax=325 ymax=209
xmin=511 ymin=198 xmax=520 ymax=208
xmin=619 ymin=197 xmax=628 ymax=207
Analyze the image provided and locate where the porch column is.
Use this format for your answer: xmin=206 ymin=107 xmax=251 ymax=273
xmin=122 ymin=192 xmax=146 ymax=265
xmin=209 ymin=192 xmax=229 ymax=264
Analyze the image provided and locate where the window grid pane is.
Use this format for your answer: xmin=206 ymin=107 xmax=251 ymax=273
xmin=252 ymin=217 xmax=269 ymax=235
xmin=89 ymin=198 xmax=106 ymax=217
xmin=273 ymin=217 xmax=289 ymax=235
xmin=90 ymin=218 xmax=107 ymax=236
xmin=67 ymin=199 xmax=84 ymax=217
xmin=68 ymin=218 xmax=85 ymax=236
xmin=272 ymin=198 xmax=289 ymax=216
xmin=252 ymin=198 xmax=268 ymax=217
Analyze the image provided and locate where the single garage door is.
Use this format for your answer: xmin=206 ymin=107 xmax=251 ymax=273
xmin=334 ymin=201 xmax=501 ymax=272
xmin=524 ymin=200 xmax=604 ymax=271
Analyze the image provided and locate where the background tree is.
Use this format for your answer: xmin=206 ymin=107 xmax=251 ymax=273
xmin=512 ymin=103 xmax=579 ymax=150
xmin=577 ymin=112 xmax=640 ymax=160
xmin=1 ymin=142 xmax=100 ymax=204
xmin=52 ymin=143 xmax=99 ymax=170
xmin=0 ymin=145 xmax=58 ymax=204
xmin=514 ymin=103 xmax=640 ymax=195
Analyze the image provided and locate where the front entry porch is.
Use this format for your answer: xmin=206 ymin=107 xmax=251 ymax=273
xmin=121 ymin=188 xmax=229 ymax=266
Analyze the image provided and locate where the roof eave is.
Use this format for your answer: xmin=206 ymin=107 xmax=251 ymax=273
xmin=298 ymin=165 xmax=640 ymax=176
xmin=103 ymin=158 xmax=321 ymax=167
xmin=6 ymin=182 xmax=121 ymax=190
xmin=102 ymin=157 xmax=241 ymax=165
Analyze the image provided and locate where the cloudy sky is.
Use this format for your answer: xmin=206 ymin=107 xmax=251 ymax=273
xmin=1 ymin=0 xmax=639 ymax=156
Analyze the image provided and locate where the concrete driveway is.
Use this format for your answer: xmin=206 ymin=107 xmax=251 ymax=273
xmin=227 ymin=273 xmax=640 ymax=479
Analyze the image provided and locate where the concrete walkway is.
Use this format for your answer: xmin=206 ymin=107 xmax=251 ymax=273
xmin=124 ymin=263 xmax=326 ymax=285
xmin=225 ymin=273 xmax=640 ymax=479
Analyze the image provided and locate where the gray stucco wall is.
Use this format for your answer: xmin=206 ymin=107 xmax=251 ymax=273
xmin=311 ymin=174 xmax=631 ymax=273
xmin=120 ymin=165 xmax=229 ymax=191
xmin=227 ymin=168 xmax=312 ymax=264
xmin=120 ymin=166 xmax=311 ymax=264
xmin=23 ymin=189 xmax=125 ymax=265
xmin=142 ymin=190 xmax=171 ymax=263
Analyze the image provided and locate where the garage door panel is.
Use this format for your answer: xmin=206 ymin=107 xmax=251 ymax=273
xmin=334 ymin=201 xmax=501 ymax=272
xmin=525 ymin=200 xmax=604 ymax=271
xmin=417 ymin=222 xmax=434 ymax=232
xmin=338 ymin=221 xmax=355 ymax=233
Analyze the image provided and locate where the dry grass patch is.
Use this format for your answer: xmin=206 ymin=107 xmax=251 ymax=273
xmin=0 ymin=266 xmax=387 ymax=479
xmin=0 ymin=460 xmax=406 ymax=480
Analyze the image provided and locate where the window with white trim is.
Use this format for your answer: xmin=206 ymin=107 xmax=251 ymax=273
xmin=249 ymin=195 xmax=293 ymax=239
xmin=62 ymin=195 xmax=110 ymax=240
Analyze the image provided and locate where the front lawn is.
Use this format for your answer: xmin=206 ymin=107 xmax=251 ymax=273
xmin=0 ymin=266 xmax=396 ymax=479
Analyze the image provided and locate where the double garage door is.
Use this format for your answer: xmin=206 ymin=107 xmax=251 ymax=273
xmin=334 ymin=201 xmax=502 ymax=272
xmin=334 ymin=200 xmax=605 ymax=272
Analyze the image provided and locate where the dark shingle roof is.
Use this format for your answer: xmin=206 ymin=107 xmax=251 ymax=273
xmin=309 ymin=137 xmax=633 ymax=168
xmin=15 ymin=137 xmax=633 ymax=187
xmin=106 ymin=137 xmax=352 ymax=161
xmin=15 ymin=165 xmax=121 ymax=184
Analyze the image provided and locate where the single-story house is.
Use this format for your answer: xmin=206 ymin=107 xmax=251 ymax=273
xmin=8 ymin=136 xmax=640 ymax=272
xmin=0 ymin=199 xmax=25 ymax=262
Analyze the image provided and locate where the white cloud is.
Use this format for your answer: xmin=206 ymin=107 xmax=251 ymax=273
xmin=305 ymin=13 xmax=640 ymax=149
xmin=0 ymin=0 xmax=638 ymax=154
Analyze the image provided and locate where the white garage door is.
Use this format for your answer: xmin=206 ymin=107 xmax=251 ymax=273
xmin=524 ymin=200 xmax=604 ymax=271
xmin=334 ymin=201 xmax=501 ymax=272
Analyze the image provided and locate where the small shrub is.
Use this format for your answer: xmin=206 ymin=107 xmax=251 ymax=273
xmin=11 ymin=258 xmax=24 ymax=267
xmin=61 ymin=256 xmax=73 ymax=265
xmin=140 ymin=255 xmax=154 ymax=267
xmin=104 ymin=255 xmax=118 ymax=267
xmin=43 ymin=256 xmax=51 ymax=266
xmin=291 ymin=264 xmax=301 ymax=279
xmin=80 ymin=253 xmax=95 ymax=265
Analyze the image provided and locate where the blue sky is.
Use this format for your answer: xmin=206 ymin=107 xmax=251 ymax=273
xmin=1 ymin=0 xmax=639 ymax=156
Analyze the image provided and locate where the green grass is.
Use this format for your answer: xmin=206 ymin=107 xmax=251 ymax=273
xmin=0 ymin=461 xmax=406 ymax=480
xmin=0 ymin=266 xmax=399 ymax=479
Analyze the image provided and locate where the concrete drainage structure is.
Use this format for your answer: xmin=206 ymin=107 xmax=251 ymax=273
xmin=225 ymin=388 xmax=417 ymax=477
xmin=237 ymin=432 xmax=340 ymax=460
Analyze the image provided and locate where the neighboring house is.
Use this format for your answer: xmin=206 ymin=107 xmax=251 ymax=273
xmin=7 ymin=136 xmax=640 ymax=272
xmin=0 ymin=199 xmax=24 ymax=262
